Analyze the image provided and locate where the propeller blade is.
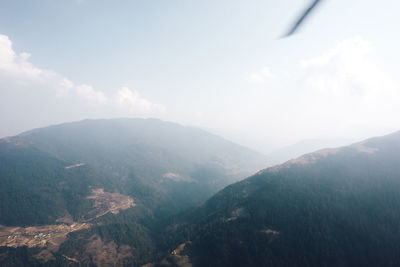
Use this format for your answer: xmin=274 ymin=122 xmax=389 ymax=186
xmin=283 ymin=0 xmax=324 ymax=37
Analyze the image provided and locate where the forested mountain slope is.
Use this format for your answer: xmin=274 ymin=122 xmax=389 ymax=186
xmin=166 ymin=131 xmax=400 ymax=267
xmin=0 ymin=118 xmax=266 ymax=266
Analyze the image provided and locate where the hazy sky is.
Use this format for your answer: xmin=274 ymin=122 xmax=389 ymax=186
xmin=1 ymin=0 xmax=400 ymax=152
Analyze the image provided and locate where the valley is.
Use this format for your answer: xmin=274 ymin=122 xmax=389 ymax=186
xmin=0 ymin=187 xmax=135 ymax=262
xmin=0 ymin=223 xmax=91 ymax=261
xmin=3 ymin=119 xmax=400 ymax=266
xmin=1 ymin=1 xmax=397 ymax=265
xmin=0 ymin=119 xmax=267 ymax=266
xmin=168 ymin=131 xmax=400 ymax=267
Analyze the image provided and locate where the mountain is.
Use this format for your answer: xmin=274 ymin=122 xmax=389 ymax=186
xmin=268 ymin=138 xmax=355 ymax=164
xmin=0 ymin=118 xmax=267 ymax=266
xmin=165 ymin=131 xmax=400 ymax=267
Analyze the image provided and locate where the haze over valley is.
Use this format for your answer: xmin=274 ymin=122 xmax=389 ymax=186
xmin=2 ymin=0 xmax=400 ymax=266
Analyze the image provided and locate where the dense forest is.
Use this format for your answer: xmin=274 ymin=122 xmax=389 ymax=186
xmin=166 ymin=131 xmax=400 ymax=266
xmin=3 ymin=120 xmax=400 ymax=266
xmin=0 ymin=118 xmax=266 ymax=266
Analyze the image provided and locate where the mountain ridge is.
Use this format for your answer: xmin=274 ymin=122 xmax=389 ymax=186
xmin=0 ymin=118 xmax=268 ymax=266
xmin=163 ymin=129 xmax=400 ymax=267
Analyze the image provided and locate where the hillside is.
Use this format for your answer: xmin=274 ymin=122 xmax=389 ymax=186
xmin=165 ymin=131 xmax=400 ymax=267
xmin=0 ymin=118 xmax=267 ymax=266
xmin=267 ymin=138 xmax=354 ymax=164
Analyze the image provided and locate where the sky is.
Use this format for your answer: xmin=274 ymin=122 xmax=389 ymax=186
xmin=1 ymin=0 xmax=400 ymax=153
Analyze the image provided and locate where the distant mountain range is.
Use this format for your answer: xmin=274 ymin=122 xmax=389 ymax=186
xmin=165 ymin=131 xmax=400 ymax=267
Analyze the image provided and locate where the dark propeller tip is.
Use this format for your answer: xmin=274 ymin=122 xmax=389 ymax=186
xmin=283 ymin=0 xmax=324 ymax=38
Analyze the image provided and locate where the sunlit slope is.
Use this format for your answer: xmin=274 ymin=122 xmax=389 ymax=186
xmin=172 ymin=131 xmax=400 ymax=267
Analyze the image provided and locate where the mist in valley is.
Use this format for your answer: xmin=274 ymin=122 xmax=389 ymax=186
xmin=1 ymin=0 xmax=400 ymax=266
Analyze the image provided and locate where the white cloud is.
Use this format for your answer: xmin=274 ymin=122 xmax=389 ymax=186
xmin=1 ymin=32 xmax=399 ymax=148
xmin=0 ymin=34 xmax=63 ymax=90
xmin=113 ymin=87 xmax=165 ymax=113
xmin=57 ymin=78 xmax=74 ymax=97
xmin=300 ymin=36 xmax=394 ymax=98
xmin=248 ymin=67 xmax=273 ymax=83
xmin=0 ymin=34 xmax=164 ymax=129
xmin=213 ymin=36 xmax=400 ymax=149
xmin=294 ymin=35 xmax=399 ymax=139
xmin=0 ymin=34 xmax=80 ymax=102
xmin=76 ymin=84 xmax=107 ymax=104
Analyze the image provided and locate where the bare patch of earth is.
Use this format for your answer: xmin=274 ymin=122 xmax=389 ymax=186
xmin=0 ymin=223 xmax=91 ymax=261
xmin=261 ymin=228 xmax=280 ymax=236
xmin=55 ymin=213 xmax=74 ymax=224
xmin=224 ymin=207 xmax=247 ymax=222
xmin=65 ymin=163 xmax=86 ymax=169
xmin=264 ymin=142 xmax=378 ymax=173
xmin=267 ymin=147 xmax=341 ymax=172
xmin=62 ymin=254 xmax=80 ymax=263
xmin=85 ymin=188 xmax=135 ymax=220
xmin=162 ymin=173 xmax=194 ymax=183
xmin=156 ymin=242 xmax=192 ymax=267
xmin=260 ymin=227 xmax=280 ymax=243
xmin=0 ymin=188 xmax=135 ymax=262
xmin=74 ymin=234 xmax=135 ymax=266
xmin=351 ymin=142 xmax=379 ymax=154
